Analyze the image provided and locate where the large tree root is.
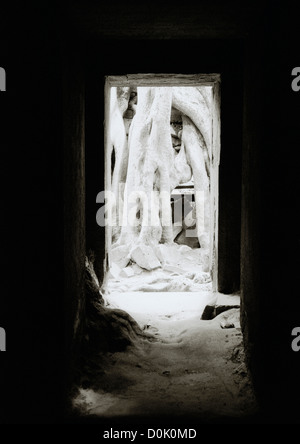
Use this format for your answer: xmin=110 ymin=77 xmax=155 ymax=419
xmin=68 ymin=256 xmax=156 ymax=403
xmin=84 ymin=255 xmax=155 ymax=355
xmin=109 ymin=86 xmax=212 ymax=272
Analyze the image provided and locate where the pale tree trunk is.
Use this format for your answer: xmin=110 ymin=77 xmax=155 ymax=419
xmin=118 ymin=87 xmax=174 ymax=250
xmin=112 ymin=86 xmax=211 ymax=267
xmin=171 ymin=87 xmax=211 ymax=249
xmin=109 ymin=87 xmax=131 ymax=241
xmin=172 ymin=86 xmax=211 ymax=165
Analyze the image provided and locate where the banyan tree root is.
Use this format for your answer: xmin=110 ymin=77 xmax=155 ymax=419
xmin=84 ymin=256 xmax=155 ymax=354
xmin=110 ymin=86 xmax=212 ymax=268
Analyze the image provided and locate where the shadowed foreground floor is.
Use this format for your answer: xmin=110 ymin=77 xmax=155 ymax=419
xmin=71 ymin=292 xmax=258 ymax=424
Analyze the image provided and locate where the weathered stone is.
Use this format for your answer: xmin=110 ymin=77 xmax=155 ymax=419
xmin=154 ymin=243 xmax=178 ymax=265
xmin=178 ymin=245 xmax=192 ymax=253
xmin=130 ymin=263 xmax=143 ymax=275
xmin=220 ymin=321 xmax=235 ymax=329
xmin=201 ymin=304 xmax=215 ymax=320
xmin=215 ymin=293 xmax=240 ymax=316
xmin=170 ymin=107 xmax=182 ymax=123
xmin=170 ymin=126 xmax=177 ymax=137
xmin=193 ymin=272 xmax=210 ymax=284
xmin=184 ymin=271 xmax=196 ymax=279
xmin=120 ymin=266 xmax=135 ymax=278
xmin=185 ymin=255 xmax=195 ymax=261
xmin=183 ymin=205 xmax=197 ymax=229
xmin=154 ymin=244 xmax=165 ymax=263
xmin=131 ymin=245 xmax=161 ymax=270
xmin=172 ymin=200 xmax=200 ymax=248
xmin=171 ymin=135 xmax=181 ymax=148
xmin=108 ymin=262 xmax=122 ymax=280
xmin=201 ymin=293 xmax=240 ymax=320
xmin=175 ymin=227 xmax=200 ymax=248
xmin=163 ymin=264 xmax=186 ymax=275
xmin=123 ymin=108 xmax=134 ymax=119
xmin=110 ymin=244 xmax=131 ymax=269
xmin=217 ymin=308 xmax=240 ymax=328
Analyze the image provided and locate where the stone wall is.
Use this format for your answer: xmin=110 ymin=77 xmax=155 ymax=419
xmin=63 ymin=39 xmax=86 ymax=394
xmin=62 ymin=2 xmax=300 ymax=423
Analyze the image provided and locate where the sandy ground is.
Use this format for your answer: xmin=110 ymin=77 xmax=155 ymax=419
xmin=73 ymin=290 xmax=258 ymax=423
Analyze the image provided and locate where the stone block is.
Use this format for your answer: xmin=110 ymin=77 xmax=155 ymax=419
xmin=215 ymin=293 xmax=240 ymax=316
xmin=120 ymin=266 xmax=135 ymax=278
xmin=110 ymin=244 xmax=130 ymax=269
xmin=130 ymin=263 xmax=143 ymax=275
xmin=201 ymin=293 xmax=240 ymax=320
xmin=154 ymin=243 xmax=180 ymax=265
xmin=217 ymin=308 xmax=241 ymax=328
xmin=154 ymin=244 xmax=166 ymax=263
xmin=201 ymin=304 xmax=215 ymax=320
xmin=163 ymin=264 xmax=186 ymax=275
xmin=108 ymin=262 xmax=122 ymax=280
xmin=131 ymin=245 xmax=161 ymax=270
xmin=178 ymin=245 xmax=192 ymax=253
